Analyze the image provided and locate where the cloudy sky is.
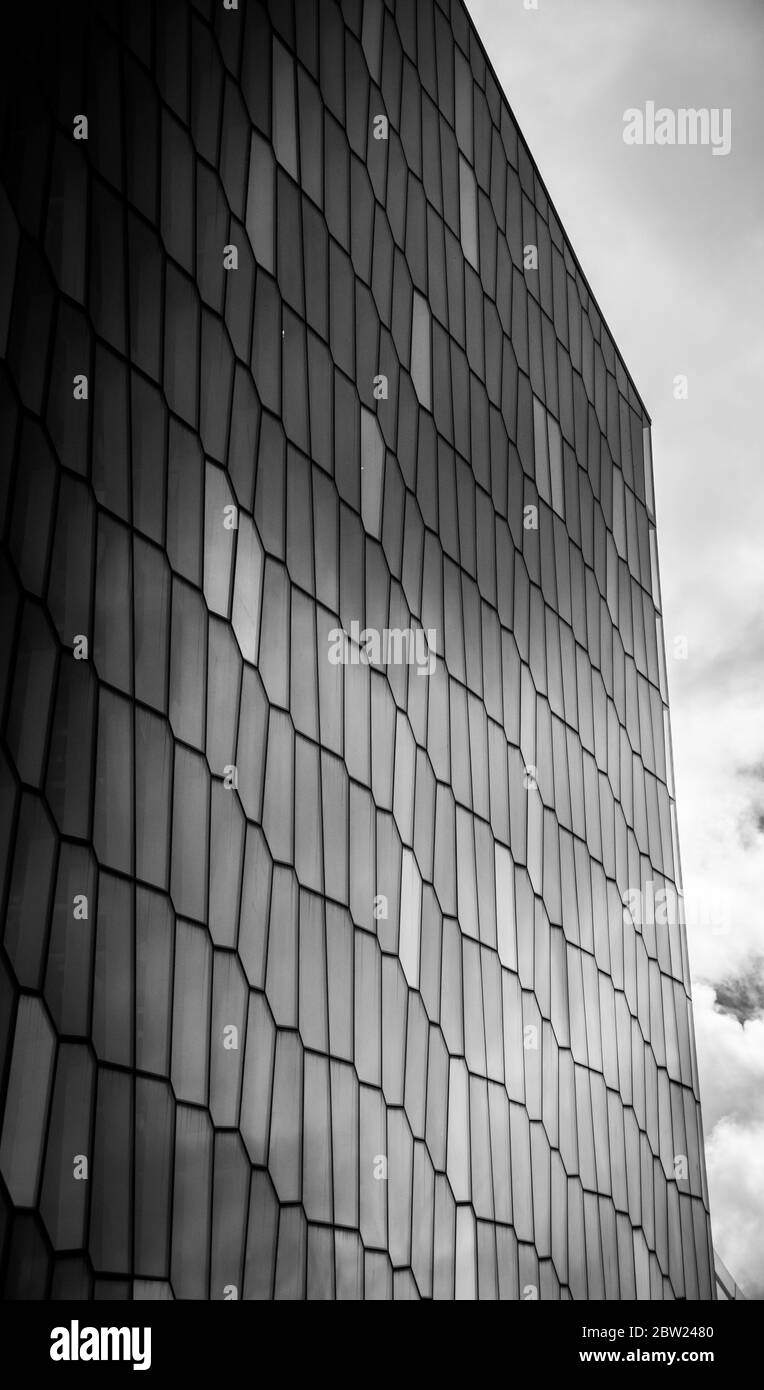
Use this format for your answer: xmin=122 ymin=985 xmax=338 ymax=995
xmin=466 ymin=0 xmax=764 ymax=1296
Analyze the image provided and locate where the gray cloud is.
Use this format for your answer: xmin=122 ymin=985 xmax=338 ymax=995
xmin=714 ymin=958 xmax=764 ymax=1024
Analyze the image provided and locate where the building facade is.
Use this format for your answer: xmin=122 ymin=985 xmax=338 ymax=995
xmin=715 ymin=1253 xmax=746 ymax=1302
xmin=0 ymin=0 xmax=714 ymax=1298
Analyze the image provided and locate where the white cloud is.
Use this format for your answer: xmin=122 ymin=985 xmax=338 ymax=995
xmin=705 ymin=1119 xmax=764 ymax=1298
xmin=694 ymin=984 xmax=764 ymax=1296
xmin=694 ymin=984 xmax=764 ymax=1130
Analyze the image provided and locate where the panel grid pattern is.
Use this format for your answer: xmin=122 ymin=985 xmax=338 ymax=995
xmin=0 ymin=0 xmax=713 ymax=1300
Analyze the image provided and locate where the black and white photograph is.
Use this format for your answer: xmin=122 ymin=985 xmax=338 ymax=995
xmin=0 ymin=0 xmax=761 ymax=1366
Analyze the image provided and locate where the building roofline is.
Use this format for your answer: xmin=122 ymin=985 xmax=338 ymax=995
xmin=461 ymin=0 xmax=652 ymax=425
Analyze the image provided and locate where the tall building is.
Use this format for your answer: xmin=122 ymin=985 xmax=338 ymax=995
xmin=0 ymin=0 xmax=714 ymax=1299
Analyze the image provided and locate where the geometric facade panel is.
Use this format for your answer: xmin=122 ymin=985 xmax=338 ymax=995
xmin=0 ymin=0 xmax=714 ymax=1299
